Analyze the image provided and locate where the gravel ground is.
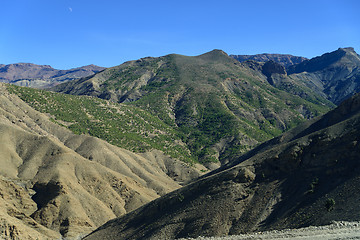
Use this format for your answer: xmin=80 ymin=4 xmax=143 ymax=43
xmin=178 ymin=221 xmax=360 ymax=240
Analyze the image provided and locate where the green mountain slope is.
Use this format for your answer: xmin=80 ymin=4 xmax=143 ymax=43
xmin=52 ymin=50 xmax=334 ymax=165
xmin=7 ymin=85 xmax=194 ymax=164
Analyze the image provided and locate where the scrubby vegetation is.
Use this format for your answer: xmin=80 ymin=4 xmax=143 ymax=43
xmin=7 ymin=84 xmax=194 ymax=163
xmin=47 ymin=50 xmax=334 ymax=164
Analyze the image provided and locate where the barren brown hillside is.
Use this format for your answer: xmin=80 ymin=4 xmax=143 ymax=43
xmin=0 ymin=83 xmax=201 ymax=239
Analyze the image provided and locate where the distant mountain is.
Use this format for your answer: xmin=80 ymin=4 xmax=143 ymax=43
xmin=84 ymin=91 xmax=360 ymax=240
xmin=51 ymin=49 xmax=333 ymax=166
xmin=287 ymin=47 xmax=360 ymax=104
xmin=0 ymin=63 xmax=105 ymax=88
xmin=230 ymin=53 xmax=307 ymax=67
xmin=232 ymin=48 xmax=360 ymax=105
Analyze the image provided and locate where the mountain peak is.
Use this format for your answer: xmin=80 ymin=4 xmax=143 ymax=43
xmin=339 ymin=47 xmax=356 ymax=53
xmin=197 ymin=49 xmax=229 ymax=60
xmin=208 ymin=49 xmax=228 ymax=55
xmin=287 ymin=47 xmax=360 ymax=74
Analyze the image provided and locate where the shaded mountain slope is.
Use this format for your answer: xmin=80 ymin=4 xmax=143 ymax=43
xmin=84 ymin=93 xmax=360 ymax=240
xmin=0 ymin=63 xmax=105 ymax=88
xmin=0 ymin=83 xmax=201 ymax=239
xmin=230 ymin=53 xmax=307 ymax=67
xmin=288 ymin=47 xmax=360 ymax=104
xmin=52 ymin=50 xmax=333 ymax=165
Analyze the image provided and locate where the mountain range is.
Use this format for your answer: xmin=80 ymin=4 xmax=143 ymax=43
xmin=230 ymin=53 xmax=307 ymax=67
xmin=1 ymin=47 xmax=360 ymax=239
xmin=0 ymin=63 xmax=105 ymax=88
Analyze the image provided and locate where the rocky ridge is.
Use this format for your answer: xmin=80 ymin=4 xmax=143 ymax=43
xmin=230 ymin=53 xmax=307 ymax=67
xmin=0 ymin=63 xmax=105 ymax=88
xmin=287 ymin=47 xmax=360 ymax=104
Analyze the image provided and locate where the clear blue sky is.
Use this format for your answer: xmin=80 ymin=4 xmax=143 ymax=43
xmin=1 ymin=0 xmax=359 ymax=69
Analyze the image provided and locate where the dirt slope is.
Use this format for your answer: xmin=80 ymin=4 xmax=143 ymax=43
xmin=0 ymin=83 xmax=200 ymax=239
xmin=84 ymin=93 xmax=360 ymax=240
xmin=178 ymin=221 xmax=360 ymax=240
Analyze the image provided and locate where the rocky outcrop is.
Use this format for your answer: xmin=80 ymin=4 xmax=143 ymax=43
xmin=261 ymin=60 xmax=287 ymax=86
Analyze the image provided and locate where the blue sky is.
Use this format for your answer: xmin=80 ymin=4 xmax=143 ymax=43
xmin=1 ymin=0 xmax=359 ymax=69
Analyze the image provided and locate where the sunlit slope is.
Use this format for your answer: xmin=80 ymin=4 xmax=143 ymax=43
xmin=0 ymin=83 xmax=199 ymax=238
xmin=53 ymin=50 xmax=333 ymax=164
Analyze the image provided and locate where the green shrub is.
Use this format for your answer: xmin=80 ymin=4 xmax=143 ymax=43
xmin=325 ymin=198 xmax=335 ymax=211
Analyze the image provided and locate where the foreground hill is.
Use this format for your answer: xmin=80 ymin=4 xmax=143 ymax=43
xmin=0 ymin=83 xmax=201 ymax=239
xmin=0 ymin=63 xmax=105 ymax=88
xmin=52 ymin=50 xmax=333 ymax=165
xmin=84 ymin=92 xmax=360 ymax=240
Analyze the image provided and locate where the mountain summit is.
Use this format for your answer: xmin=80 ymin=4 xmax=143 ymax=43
xmin=287 ymin=47 xmax=360 ymax=104
xmin=52 ymin=50 xmax=332 ymax=165
xmin=288 ymin=47 xmax=360 ymax=74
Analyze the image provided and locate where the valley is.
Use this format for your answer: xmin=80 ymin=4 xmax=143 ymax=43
xmin=1 ymin=47 xmax=360 ymax=239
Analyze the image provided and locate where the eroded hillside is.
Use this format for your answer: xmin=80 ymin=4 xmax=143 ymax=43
xmin=0 ymin=83 xmax=201 ymax=239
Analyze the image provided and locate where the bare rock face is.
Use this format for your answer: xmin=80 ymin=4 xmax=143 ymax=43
xmin=262 ymin=60 xmax=287 ymax=76
xmin=261 ymin=60 xmax=287 ymax=86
